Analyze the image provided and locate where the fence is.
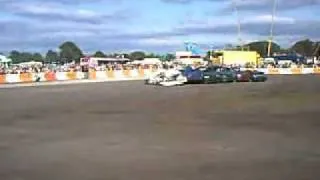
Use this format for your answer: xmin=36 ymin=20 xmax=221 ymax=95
xmin=0 ymin=67 xmax=320 ymax=84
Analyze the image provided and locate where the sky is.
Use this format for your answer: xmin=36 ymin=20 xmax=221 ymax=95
xmin=1 ymin=0 xmax=320 ymax=54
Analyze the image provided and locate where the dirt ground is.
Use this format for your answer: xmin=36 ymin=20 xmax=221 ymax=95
xmin=1 ymin=75 xmax=320 ymax=180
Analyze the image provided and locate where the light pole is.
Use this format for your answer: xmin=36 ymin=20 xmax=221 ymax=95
xmin=232 ymin=0 xmax=243 ymax=51
xmin=267 ymin=0 xmax=277 ymax=57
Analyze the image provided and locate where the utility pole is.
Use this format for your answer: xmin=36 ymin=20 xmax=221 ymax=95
xmin=267 ymin=0 xmax=277 ymax=57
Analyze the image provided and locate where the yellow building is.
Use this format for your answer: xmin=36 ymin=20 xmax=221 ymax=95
xmin=211 ymin=50 xmax=261 ymax=66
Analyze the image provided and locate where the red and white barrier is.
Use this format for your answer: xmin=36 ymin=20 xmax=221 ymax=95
xmin=0 ymin=67 xmax=319 ymax=84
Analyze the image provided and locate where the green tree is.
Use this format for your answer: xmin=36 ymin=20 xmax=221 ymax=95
xmin=246 ymin=41 xmax=281 ymax=57
xmin=59 ymin=41 xmax=83 ymax=63
xmin=145 ymin=53 xmax=160 ymax=58
xmin=32 ymin=53 xmax=43 ymax=62
xmin=164 ymin=53 xmax=175 ymax=61
xmin=93 ymin=51 xmax=106 ymax=57
xmin=45 ymin=50 xmax=59 ymax=64
xmin=20 ymin=52 xmax=33 ymax=62
xmin=9 ymin=50 xmax=21 ymax=64
xmin=290 ymin=39 xmax=314 ymax=57
xmin=313 ymin=42 xmax=320 ymax=57
xmin=129 ymin=51 xmax=145 ymax=60
xmin=122 ymin=53 xmax=130 ymax=59
xmin=204 ymin=51 xmax=212 ymax=61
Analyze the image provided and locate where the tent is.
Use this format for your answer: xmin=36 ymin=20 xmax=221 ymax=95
xmin=18 ymin=61 xmax=42 ymax=66
xmin=0 ymin=55 xmax=12 ymax=63
xmin=131 ymin=58 xmax=161 ymax=65
xmin=0 ymin=55 xmax=12 ymax=68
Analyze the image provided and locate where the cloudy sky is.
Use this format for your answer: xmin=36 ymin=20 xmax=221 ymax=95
xmin=1 ymin=0 xmax=319 ymax=54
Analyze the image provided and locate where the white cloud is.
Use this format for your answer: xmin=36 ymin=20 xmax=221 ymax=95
xmin=137 ymin=38 xmax=182 ymax=46
xmin=2 ymin=1 xmax=128 ymax=24
xmin=245 ymin=15 xmax=296 ymax=24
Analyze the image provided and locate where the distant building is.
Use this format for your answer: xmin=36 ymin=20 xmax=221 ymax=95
xmin=174 ymin=51 xmax=204 ymax=65
xmin=80 ymin=57 xmax=131 ymax=67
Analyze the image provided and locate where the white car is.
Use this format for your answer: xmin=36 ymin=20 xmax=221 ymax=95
xmin=145 ymin=69 xmax=187 ymax=86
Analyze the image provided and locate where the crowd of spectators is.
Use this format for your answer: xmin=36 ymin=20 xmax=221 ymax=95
xmin=0 ymin=62 xmax=161 ymax=75
xmin=0 ymin=63 xmax=82 ymax=75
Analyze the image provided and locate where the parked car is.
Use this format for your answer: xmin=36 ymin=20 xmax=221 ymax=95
xmin=182 ymin=66 xmax=204 ymax=83
xmin=202 ymin=66 xmax=223 ymax=84
xmin=251 ymin=70 xmax=267 ymax=82
xmin=234 ymin=70 xmax=267 ymax=82
xmin=216 ymin=67 xmax=236 ymax=83
xmin=234 ymin=70 xmax=252 ymax=82
xmin=183 ymin=66 xmax=235 ymax=84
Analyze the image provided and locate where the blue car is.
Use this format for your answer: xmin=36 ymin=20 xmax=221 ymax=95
xmin=182 ymin=66 xmax=204 ymax=83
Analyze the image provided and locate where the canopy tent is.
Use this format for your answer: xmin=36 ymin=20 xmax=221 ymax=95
xmin=18 ymin=61 xmax=43 ymax=66
xmin=131 ymin=58 xmax=161 ymax=65
xmin=0 ymin=55 xmax=12 ymax=63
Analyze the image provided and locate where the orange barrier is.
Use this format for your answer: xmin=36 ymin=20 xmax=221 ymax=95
xmin=19 ymin=73 xmax=33 ymax=83
xmin=138 ymin=68 xmax=145 ymax=78
xmin=314 ymin=68 xmax=320 ymax=74
xmin=267 ymin=68 xmax=280 ymax=74
xmin=45 ymin=72 xmax=56 ymax=81
xmin=88 ymin=70 xmax=96 ymax=80
xmin=291 ymin=68 xmax=302 ymax=74
xmin=0 ymin=75 xmax=5 ymax=84
xmin=107 ymin=70 xmax=114 ymax=79
xmin=66 ymin=72 xmax=77 ymax=80
xmin=123 ymin=69 xmax=131 ymax=78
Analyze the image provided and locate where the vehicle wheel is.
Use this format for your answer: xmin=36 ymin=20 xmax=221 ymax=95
xmin=203 ymin=79 xmax=210 ymax=84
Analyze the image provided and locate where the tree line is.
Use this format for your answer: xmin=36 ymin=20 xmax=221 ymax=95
xmin=4 ymin=39 xmax=320 ymax=64
xmin=6 ymin=41 xmax=167 ymax=64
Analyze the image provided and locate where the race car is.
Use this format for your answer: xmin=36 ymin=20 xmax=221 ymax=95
xmin=145 ymin=68 xmax=187 ymax=86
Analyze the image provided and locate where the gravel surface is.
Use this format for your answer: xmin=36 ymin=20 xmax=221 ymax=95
xmin=1 ymin=75 xmax=320 ymax=180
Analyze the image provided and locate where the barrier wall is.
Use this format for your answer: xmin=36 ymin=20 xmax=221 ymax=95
xmin=241 ymin=67 xmax=320 ymax=75
xmin=0 ymin=72 xmax=85 ymax=84
xmin=87 ymin=69 xmax=154 ymax=81
xmin=0 ymin=67 xmax=319 ymax=84
xmin=0 ymin=68 xmax=158 ymax=84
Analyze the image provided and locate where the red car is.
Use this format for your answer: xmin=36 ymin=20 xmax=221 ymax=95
xmin=234 ymin=70 xmax=252 ymax=82
xmin=234 ymin=70 xmax=267 ymax=82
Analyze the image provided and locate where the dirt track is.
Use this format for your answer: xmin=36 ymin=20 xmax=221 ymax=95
xmin=1 ymin=75 xmax=320 ymax=180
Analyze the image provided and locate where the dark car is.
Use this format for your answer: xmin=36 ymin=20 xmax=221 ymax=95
xmin=202 ymin=66 xmax=235 ymax=83
xmin=251 ymin=70 xmax=267 ymax=82
xmin=217 ymin=67 xmax=236 ymax=83
xmin=182 ymin=66 xmax=236 ymax=84
xmin=202 ymin=67 xmax=223 ymax=84
xmin=234 ymin=70 xmax=267 ymax=82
